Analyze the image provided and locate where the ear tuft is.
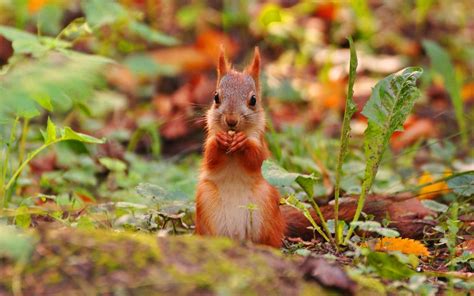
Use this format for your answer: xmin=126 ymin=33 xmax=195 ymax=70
xmin=217 ymin=45 xmax=229 ymax=79
xmin=247 ymin=47 xmax=261 ymax=84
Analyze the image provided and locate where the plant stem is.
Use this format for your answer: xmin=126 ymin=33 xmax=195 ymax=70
xmin=4 ymin=139 xmax=61 ymax=193
xmin=1 ymin=117 xmax=19 ymax=210
xmin=343 ymin=180 xmax=369 ymax=244
xmin=308 ymin=198 xmax=333 ymax=243
xmin=18 ymin=118 xmax=29 ymax=165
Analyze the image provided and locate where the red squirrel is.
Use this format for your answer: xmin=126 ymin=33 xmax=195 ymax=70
xmin=195 ymin=47 xmax=286 ymax=247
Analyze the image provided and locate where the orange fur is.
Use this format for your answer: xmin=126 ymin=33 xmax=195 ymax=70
xmin=203 ymin=136 xmax=227 ymax=171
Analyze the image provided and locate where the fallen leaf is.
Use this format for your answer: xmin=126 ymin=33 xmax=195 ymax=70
xmin=391 ymin=118 xmax=437 ymax=150
xmin=150 ymin=46 xmax=210 ymax=73
xmin=106 ymin=65 xmax=138 ymax=95
xmin=314 ymin=2 xmax=338 ymax=21
xmin=461 ymin=82 xmax=474 ymax=102
xmin=300 ymin=257 xmax=357 ymax=295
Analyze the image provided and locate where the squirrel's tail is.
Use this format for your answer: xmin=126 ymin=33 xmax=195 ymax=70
xmin=281 ymin=206 xmax=317 ymax=241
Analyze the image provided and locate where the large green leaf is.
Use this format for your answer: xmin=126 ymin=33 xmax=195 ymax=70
xmin=361 ymin=67 xmax=423 ymax=189
xmin=0 ymin=52 xmax=110 ymax=122
xmin=262 ymin=160 xmax=302 ymax=187
xmin=0 ymin=25 xmax=71 ymax=57
xmin=422 ymin=40 xmax=467 ymax=146
xmin=345 ymin=67 xmax=423 ymax=243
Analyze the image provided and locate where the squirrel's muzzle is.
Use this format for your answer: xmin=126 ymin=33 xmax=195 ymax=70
xmin=224 ymin=114 xmax=239 ymax=129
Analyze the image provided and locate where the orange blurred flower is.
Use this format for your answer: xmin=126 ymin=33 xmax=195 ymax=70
xmin=363 ymin=237 xmax=430 ymax=257
xmin=28 ymin=0 xmax=49 ymax=14
xmin=417 ymin=170 xmax=451 ymax=200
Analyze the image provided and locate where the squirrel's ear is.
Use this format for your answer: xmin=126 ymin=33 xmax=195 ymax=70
xmin=247 ymin=47 xmax=261 ymax=85
xmin=217 ymin=46 xmax=229 ymax=80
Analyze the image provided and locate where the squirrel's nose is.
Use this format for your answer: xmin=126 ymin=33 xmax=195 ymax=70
xmin=225 ymin=115 xmax=239 ymax=128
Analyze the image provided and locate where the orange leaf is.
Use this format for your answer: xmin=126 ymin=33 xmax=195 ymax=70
xmin=391 ymin=118 xmax=436 ymax=150
xmin=461 ymin=82 xmax=474 ymax=103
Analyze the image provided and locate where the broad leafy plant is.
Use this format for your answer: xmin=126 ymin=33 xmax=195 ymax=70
xmin=0 ymin=21 xmax=109 ymax=209
xmin=272 ymin=38 xmax=424 ymax=247
xmin=344 ymin=66 xmax=423 ymax=243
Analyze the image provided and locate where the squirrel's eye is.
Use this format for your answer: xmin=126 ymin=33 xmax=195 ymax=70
xmin=214 ymin=92 xmax=220 ymax=104
xmin=249 ymin=95 xmax=257 ymax=107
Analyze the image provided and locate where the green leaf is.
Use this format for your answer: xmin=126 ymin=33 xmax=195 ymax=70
xmin=128 ymin=21 xmax=180 ymax=46
xmin=81 ymin=0 xmax=127 ymax=28
xmin=136 ymin=182 xmax=189 ymax=201
xmin=0 ymin=225 xmax=34 ymax=263
xmin=14 ymin=205 xmax=31 ymax=229
xmin=345 ymin=67 xmax=423 ymax=243
xmin=61 ymin=127 xmax=105 ymax=144
xmin=45 ymin=117 xmax=57 ymax=144
xmin=37 ymin=4 xmax=64 ymax=35
xmin=99 ymin=157 xmax=127 ymax=172
xmin=0 ymin=25 xmax=38 ymax=42
xmin=447 ymin=172 xmax=474 ymax=197
xmin=366 ymin=251 xmax=415 ymax=280
xmin=422 ymin=40 xmax=467 ymax=147
xmin=0 ymin=52 xmax=110 ymax=121
xmin=0 ymin=25 xmax=49 ymax=56
xmin=421 ymin=200 xmax=449 ymax=212
xmin=373 ymin=227 xmax=400 ymax=238
xmin=262 ymin=160 xmax=300 ymax=187
xmin=282 ymin=195 xmax=329 ymax=241
xmin=351 ymin=221 xmax=400 ymax=237
xmin=295 ymin=174 xmax=318 ymax=198
xmin=123 ymin=54 xmax=177 ymax=77
xmin=262 ymin=160 xmax=315 ymax=188
xmin=351 ymin=221 xmax=382 ymax=231
xmin=58 ymin=17 xmax=92 ymax=40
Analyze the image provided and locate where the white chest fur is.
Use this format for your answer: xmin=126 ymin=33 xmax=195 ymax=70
xmin=203 ymin=158 xmax=264 ymax=241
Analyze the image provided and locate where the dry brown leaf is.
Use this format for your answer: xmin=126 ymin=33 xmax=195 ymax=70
xmin=301 ymin=257 xmax=357 ymax=295
xmin=390 ymin=118 xmax=437 ymax=150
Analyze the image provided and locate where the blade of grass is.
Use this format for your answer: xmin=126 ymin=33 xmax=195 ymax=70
xmin=422 ymin=40 xmax=468 ymax=148
xmin=334 ymin=37 xmax=358 ymax=245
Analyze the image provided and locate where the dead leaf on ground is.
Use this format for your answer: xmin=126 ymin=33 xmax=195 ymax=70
xmin=391 ymin=117 xmax=437 ymax=150
xmin=300 ymin=257 xmax=357 ymax=295
xmin=151 ymin=29 xmax=238 ymax=73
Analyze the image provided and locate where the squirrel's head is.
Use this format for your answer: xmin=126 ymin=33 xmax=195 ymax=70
xmin=207 ymin=47 xmax=265 ymax=135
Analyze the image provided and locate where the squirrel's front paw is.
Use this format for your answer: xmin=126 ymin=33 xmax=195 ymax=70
xmin=227 ymin=132 xmax=248 ymax=153
xmin=215 ymin=131 xmax=232 ymax=150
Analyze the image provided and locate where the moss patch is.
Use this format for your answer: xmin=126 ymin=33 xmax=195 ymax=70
xmin=0 ymin=228 xmax=333 ymax=295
